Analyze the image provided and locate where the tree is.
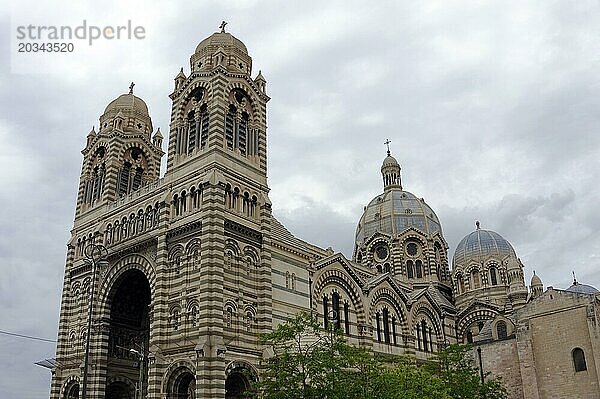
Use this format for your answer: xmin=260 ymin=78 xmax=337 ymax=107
xmin=254 ymin=312 xmax=451 ymax=399
xmin=425 ymin=344 xmax=507 ymax=399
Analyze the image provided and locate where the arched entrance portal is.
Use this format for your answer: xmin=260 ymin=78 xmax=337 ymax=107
xmin=225 ymin=362 xmax=256 ymax=399
xmin=106 ymin=269 xmax=151 ymax=399
xmin=166 ymin=367 xmax=196 ymax=399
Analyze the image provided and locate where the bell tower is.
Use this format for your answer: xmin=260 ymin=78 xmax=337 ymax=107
xmin=165 ymin=25 xmax=269 ymax=183
xmin=76 ymin=85 xmax=163 ymax=215
xmin=159 ymin=25 xmax=274 ymax=399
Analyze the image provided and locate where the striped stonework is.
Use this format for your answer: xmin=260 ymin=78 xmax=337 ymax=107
xmin=51 ymin=28 xmax=463 ymax=399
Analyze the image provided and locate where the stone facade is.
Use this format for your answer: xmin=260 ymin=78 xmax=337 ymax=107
xmin=476 ymin=288 xmax=600 ymax=399
xmin=49 ymin=28 xmax=600 ymax=399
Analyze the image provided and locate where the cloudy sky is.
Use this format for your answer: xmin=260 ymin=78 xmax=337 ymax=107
xmin=2 ymin=0 xmax=600 ymax=397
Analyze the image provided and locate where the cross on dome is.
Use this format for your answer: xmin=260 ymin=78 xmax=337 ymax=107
xmin=384 ymin=139 xmax=391 ymax=156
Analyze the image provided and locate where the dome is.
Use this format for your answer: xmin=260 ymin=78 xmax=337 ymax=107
xmin=104 ymin=93 xmax=149 ymax=116
xmin=195 ymin=32 xmax=248 ymax=55
xmin=566 ymin=281 xmax=599 ymax=294
xmin=453 ymin=226 xmax=516 ymax=267
xmin=355 ymin=189 xmax=442 ymax=245
xmin=382 ymin=154 xmax=399 ymax=168
xmin=531 ymin=273 xmax=543 ymax=287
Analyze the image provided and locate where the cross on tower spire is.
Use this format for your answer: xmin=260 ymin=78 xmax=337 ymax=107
xmin=384 ymin=139 xmax=391 ymax=156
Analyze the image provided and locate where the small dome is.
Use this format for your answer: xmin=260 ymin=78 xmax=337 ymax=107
xmin=531 ymin=273 xmax=543 ymax=287
xmin=566 ymin=281 xmax=599 ymax=294
xmin=195 ymin=32 xmax=248 ymax=55
xmin=382 ymin=154 xmax=399 ymax=168
xmin=453 ymin=226 xmax=516 ymax=267
xmin=104 ymin=93 xmax=149 ymax=116
xmin=355 ymin=189 xmax=442 ymax=245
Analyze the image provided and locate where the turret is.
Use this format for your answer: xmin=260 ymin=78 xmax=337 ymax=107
xmin=507 ymin=257 xmax=528 ymax=310
xmin=75 ymin=84 xmax=164 ymax=215
xmin=530 ymin=271 xmax=543 ymax=299
xmin=381 ymin=140 xmax=402 ymax=191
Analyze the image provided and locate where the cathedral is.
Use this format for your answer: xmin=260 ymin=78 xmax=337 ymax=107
xmin=50 ymin=27 xmax=600 ymax=399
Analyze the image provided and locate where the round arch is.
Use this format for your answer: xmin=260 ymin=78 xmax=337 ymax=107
xmin=225 ymin=360 xmax=257 ymax=399
xmin=312 ymin=269 xmax=367 ymax=325
xmin=60 ymin=375 xmax=80 ymax=399
xmin=97 ymin=254 xmax=156 ymax=319
xmin=368 ymin=287 xmax=410 ymax=337
xmin=457 ymin=308 xmax=498 ymax=342
xmin=163 ymin=362 xmax=196 ymax=399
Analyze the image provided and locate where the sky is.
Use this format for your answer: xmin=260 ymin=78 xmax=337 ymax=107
xmin=2 ymin=0 xmax=600 ymax=397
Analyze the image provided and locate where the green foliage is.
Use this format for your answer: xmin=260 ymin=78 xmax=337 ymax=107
xmin=254 ymin=313 xmax=506 ymax=399
xmin=426 ymin=344 xmax=507 ymax=399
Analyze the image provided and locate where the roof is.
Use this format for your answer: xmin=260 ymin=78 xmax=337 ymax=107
xmin=103 ymin=93 xmax=149 ymax=116
xmin=271 ymin=217 xmax=325 ymax=256
xmin=195 ymin=32 xmax=248 ymax=55
xmin=566 ymin=282 xmax=599 ymax=294
xmin=453 ymin=227 xmax=516 ymax=266
xmin=355 ymin=189 xmax=442 ymax=245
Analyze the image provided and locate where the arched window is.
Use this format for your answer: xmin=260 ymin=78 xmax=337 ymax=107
xmin=489 ymin=267 xmax=498 ymax=286
xmin=187 ymin=110 xmax=197 ymax=153
xmin=496 ymin=320 xmax=507 ymax=340
xmin=245 ymin=311 xmax=254 ymax=332
xmin=471 ymin=269 xmax=481 ymax=289
xmin=225 ymin=105 xmax=236 ymax=149
xmin=200 ymin=104 xmax=209 ymax=148
xmin=344 ymin=302 xmax=350 ymax=335
xmin=118 ymin=161 xmax=131 ymax=196
xmin=225 ymin=89 xmax=254 ymax=157
xmin=382 ymin=307 xmax=390 ymax=343
xmin=466 ymin=330 xmax=473 ymax=343
xmin=117 ymin=147 xmax=146 ymax=196
xmin=323 ymin=296 xmax=329 ymax=329
xmin=407 ymin=260 xmax=414 ymax=279
xmin=421 ymin=320 xmax=429 ymax=352
xmin=415 ymin=260 xmax=423 ymax=278
xmin=332 ymin=292 xmax=341 ymax=330
xmin=238 ymin=112 xmax=249 ymax=156
xmin=573 ymin=348 xmax=587 ymax=372
xmin=225 ymin=306 xmax=234 ymax=327
xmin=456 ymin=273 xmax=465 ymax=294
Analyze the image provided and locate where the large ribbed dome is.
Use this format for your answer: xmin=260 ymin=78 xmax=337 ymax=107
xmin=453 ymin=226 xmax=516 ymax=266
xmin=104 ymin=93 xmax=149 ymax=116
xmin=566 ymin=281 xmax=599 ymax=294
xmin=355 ymin=189 xmax=442 ymax=245
xmin=195 ymin=32 xmax=248 ymax=55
